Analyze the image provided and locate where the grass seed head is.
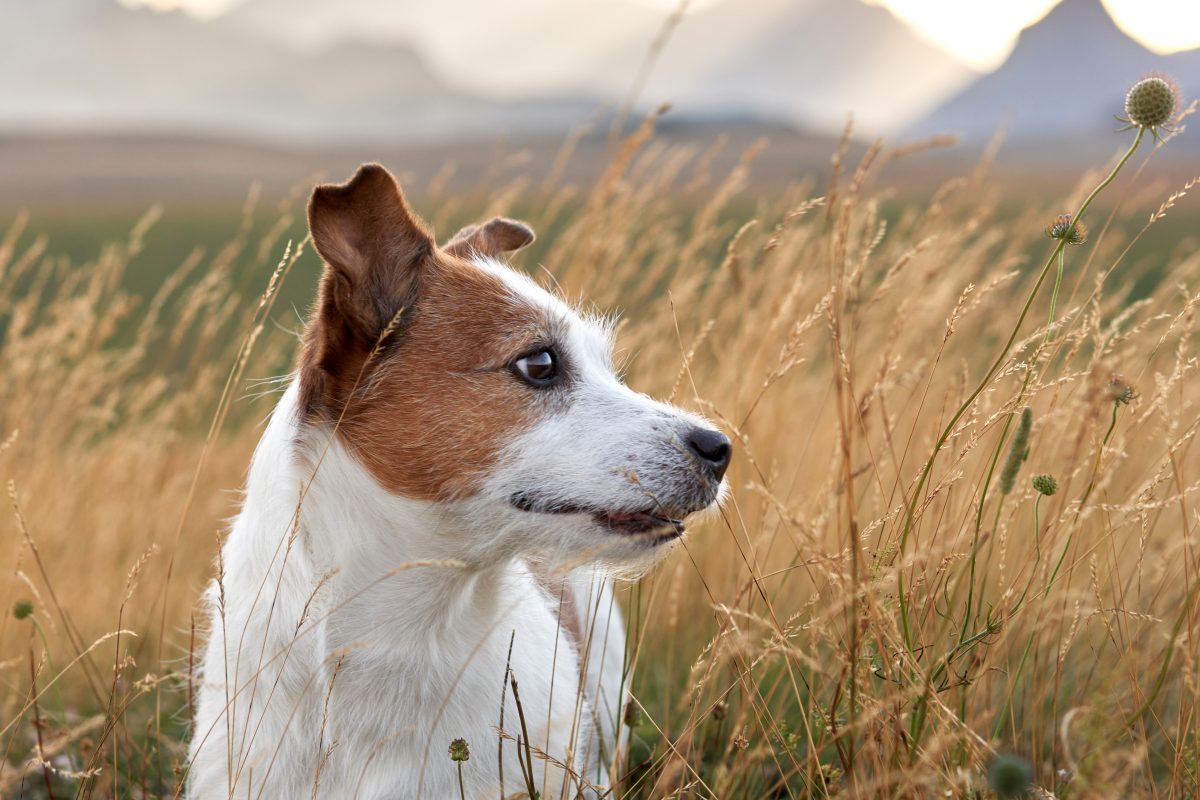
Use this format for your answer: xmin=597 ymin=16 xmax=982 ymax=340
xmin=998 ymin=407 xmax=1034 ymax=495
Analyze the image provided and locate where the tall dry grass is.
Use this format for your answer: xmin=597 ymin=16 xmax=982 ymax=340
xmin=2 ymin=110 xmax=1199 ymax=799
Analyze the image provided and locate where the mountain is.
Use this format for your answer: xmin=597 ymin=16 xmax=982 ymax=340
xmin=913 ymin=0 xmax=1200 ymax=142
xmin=216 ymin=0 xmax=431 ymax=51
xmin=219 ymin=0 xmax=665 ymax=98
xmin=220 ymin=0 xmax=977 ymax=136
xmin=0 ymin=0 xmax=591 ymax=144
xmin=579 ymin=0 xmax=978 ymax=135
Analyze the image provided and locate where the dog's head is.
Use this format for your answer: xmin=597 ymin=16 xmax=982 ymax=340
xmin=299 ymin=164 xmax=730 ymax=568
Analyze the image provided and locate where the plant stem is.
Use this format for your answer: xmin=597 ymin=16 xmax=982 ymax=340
xmin=29 ymin=615 xmax=66 ymax=715
xmin=961 ymin=413 xmax=1018 ymax=644
xmin=1124 ymin=578 xmax=1200 ymax=728
xmin=1043 ymin=248 xmax=1066 ymax=348
xmin=1077 ymin=401 xmax=1120 ymax=512
xmin=960 ymin=243 xmax=1065 ymax=643
xmin=895 ymin=127 xmax=1145 ymax=653
xmin=1011 ymin=495 xmax=1046 ymax=613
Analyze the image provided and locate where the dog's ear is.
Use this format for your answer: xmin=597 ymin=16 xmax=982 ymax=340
xmin=443 ymin=217 xmax=535 ymax=259
xmin=308 ymin=163 xmax=432 ymax=341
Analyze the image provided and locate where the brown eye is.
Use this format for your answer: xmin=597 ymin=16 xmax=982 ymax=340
xmin=513 ymin=349 xmax=557 ymax=386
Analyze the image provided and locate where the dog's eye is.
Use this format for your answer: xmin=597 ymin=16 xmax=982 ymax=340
xmin=512 ymin=349 xmax=557 ymax=386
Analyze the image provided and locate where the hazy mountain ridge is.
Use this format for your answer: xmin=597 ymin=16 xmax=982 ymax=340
xmin=218 ymin=0 xmax=667 ymax=98
xmin=4 ymin=0 xmax=459 ymax=139
xmin=4 ymin=0 xmax=1196 ymax=146
xmin=2 ymin=0 xmax=597 ymax=143
xmin=913 ymin=0 xmax=1200 ymax=142
xmin=223 ymin=0 xmax=977 ymax=135
xmin=601 ymin=0 xmax=977 ymax=134
xmin=5 ymin=0 xmax=978 ymax=142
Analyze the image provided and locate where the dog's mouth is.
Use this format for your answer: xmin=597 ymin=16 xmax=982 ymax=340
xmin=511 ymin=493 xmax=687 ymax=541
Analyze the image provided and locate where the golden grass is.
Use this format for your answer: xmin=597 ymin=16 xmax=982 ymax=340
xmin=2 ymin=115 xmax=1199 ymax=799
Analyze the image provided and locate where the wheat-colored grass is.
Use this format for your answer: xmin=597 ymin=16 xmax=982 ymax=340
xmin=2 ymin=115 xmax=1199 ymax=798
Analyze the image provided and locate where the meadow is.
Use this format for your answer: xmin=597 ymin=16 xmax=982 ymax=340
xmin=1 ymin=107 xmax=1199 ymax=799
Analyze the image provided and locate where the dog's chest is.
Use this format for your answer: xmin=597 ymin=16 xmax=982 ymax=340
xmin=317 ymin=569 xmax=596 ymax=798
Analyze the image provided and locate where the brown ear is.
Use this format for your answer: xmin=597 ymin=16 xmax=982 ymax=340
xmin=443 ymin=217 xmax=535 ymax=259
xmin=307 ymin=163 xmax=433 ymax=340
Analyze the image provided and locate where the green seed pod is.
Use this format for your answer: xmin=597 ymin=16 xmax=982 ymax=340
xmin=13 ymin=599 xmax=34 ymax=620
xmin=1125 ymin=75 xmax=1180 ymax=129
xmin=988 ymin=753 xmax=1034 ymax=798
xmin=998 ymin=408 xmax=1033 ymax=495
xmin=1032 ymin=474 xmax=1058 ymax=496
xmin=448 ymin=737 xmax=470 ymax=762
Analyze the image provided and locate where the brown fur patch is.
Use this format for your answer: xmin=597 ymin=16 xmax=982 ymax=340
xmin=300 ymin=164 xmax=555 ymax=499
xmin=444 ymin=217 xmax=535 ymax=259
xmin=301 ymin=164 xmax=434 ymax=419
xmin=334 ymin=258 xmax=559 ymax=499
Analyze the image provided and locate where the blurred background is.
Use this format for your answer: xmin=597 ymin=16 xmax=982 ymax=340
xmin=3 ymin=4 xmax=1200 ymax=796
xmin=3 ymin=0 xmax=1198 ymax=214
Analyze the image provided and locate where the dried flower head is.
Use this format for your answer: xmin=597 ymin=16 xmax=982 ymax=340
xmin=988 ymin=753 xmax=1034 ymax=798
xmin=1032 ymin=474 xmax=1058 ymax=497
xmin=624 ymin=700 xmax=642 ymax=727
xmin=818 ymin=762 xmax=844 ymax=788
xmin=1105 ymin=374 xmax=1135 ymax=406
xmin=1046 ymin=214 xmax=1086 ymax=245
xmin=448 ymin=738 xmax=470 ymax=762
xmin=13 ymin=599 xmax=34 ymax=620
xmin=1119 ymin=73 xmax=1182 ymax=141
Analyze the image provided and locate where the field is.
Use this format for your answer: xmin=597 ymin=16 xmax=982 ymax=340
xmin=2 ymin=113 xmax=1199 ymax=799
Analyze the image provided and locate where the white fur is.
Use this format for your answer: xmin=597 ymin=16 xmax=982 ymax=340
xmin=187 ymin=257 xmax=723 ymax=799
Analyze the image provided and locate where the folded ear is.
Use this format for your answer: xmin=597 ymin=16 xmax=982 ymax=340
xmin=307 ymin=163 xmax=433 ymax=341
xmin=443 ymin=217 xmax=535 ymax=259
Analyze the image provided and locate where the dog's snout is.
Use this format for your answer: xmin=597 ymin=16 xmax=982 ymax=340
xmin=685 ymin=426 xmax=732 ymax=482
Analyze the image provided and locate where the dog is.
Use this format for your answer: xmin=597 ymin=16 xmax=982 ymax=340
xmin=186 ymin=163 xmax=731 ymax=799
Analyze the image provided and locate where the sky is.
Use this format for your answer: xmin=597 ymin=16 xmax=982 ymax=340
xmin=873 ymin=0 xmax=1200 ymax=68
xmin=124 ymin=0 xmax=1200 ymax=71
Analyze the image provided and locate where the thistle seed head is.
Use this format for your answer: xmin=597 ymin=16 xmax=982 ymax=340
xmin=1118 ymin=74 xmax=1185 ymax=142
xmin=1032 ymin=474 xmax=1058 ymax=497
xmin=1046 ymin=214 xmax=1086 ymax=245
xmin=448 ymin=737 xmax=470 ymax=762
xmin=1121 ymin=74 xmax=1181 ymax=138
xmin=988 ymin=753 xmax=1034 ymax=798
xmin=1105 ymin=374 xmax=1135 ymax=406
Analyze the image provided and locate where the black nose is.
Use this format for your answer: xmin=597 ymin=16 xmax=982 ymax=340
xmin=685 ymin=426 xmax=732 ymax=481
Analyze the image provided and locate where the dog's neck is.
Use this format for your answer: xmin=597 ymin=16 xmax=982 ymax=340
xmin=242 ymin=381 xmax=522 ymax=654
xmin=199 ymin=380 xmax=605 ymax=798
